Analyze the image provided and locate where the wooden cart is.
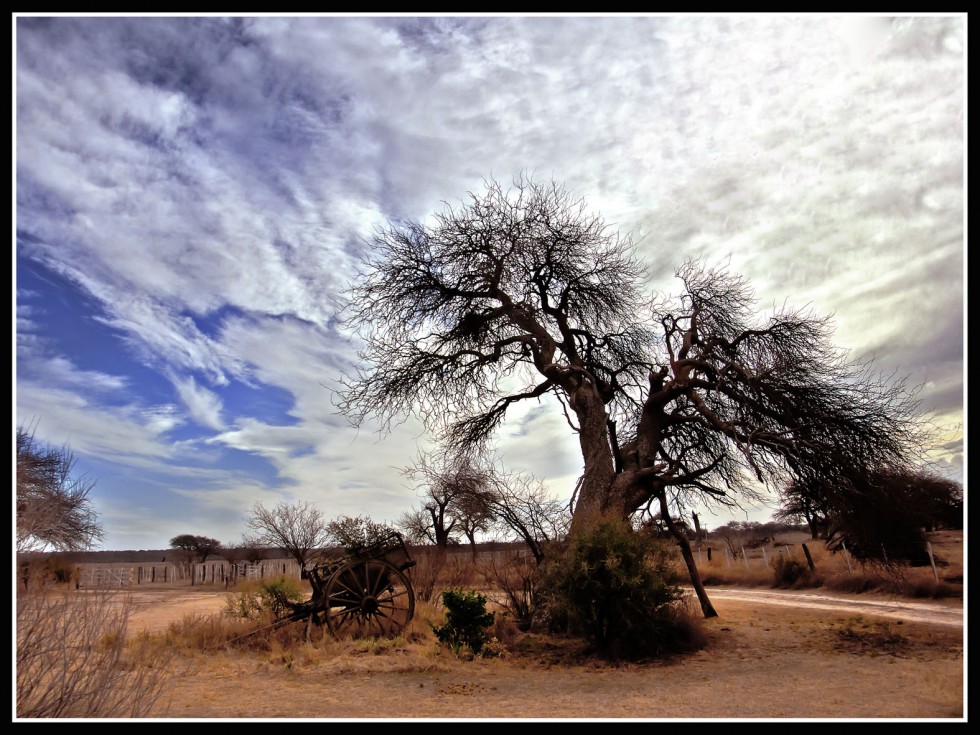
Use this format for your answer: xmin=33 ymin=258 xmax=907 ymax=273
xmin=274 ymin=532 xmax=416 ymax=638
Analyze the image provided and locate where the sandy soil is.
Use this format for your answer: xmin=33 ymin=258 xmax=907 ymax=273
xmin=125 ymin=585 xmax=964 ymax=721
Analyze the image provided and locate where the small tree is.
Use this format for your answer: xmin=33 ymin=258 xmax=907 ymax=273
xmin=483 ymin=471 xmax=570 ymax=565
xmin=823 ymin=466 xmax=963 ymax=565
xmin=397 ymin=507 xmax=437 ymax=545
xmin=16 ymin=425 xmax=103 ymax=553
xmin=168 ymin=534 xmax=222 ymax=563
xmin=244 ymin=500 xmax=332 ymax=571
xmin=431 ymin=588 xmax=495 ymax=657
xmin=401 ymin=451 xmax=494 ymax=550
xmin=327 ymin=515 xmax=396 ymax=555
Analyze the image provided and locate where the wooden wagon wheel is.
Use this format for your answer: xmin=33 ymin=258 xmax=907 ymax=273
xmin=324 ymin=558 xmax=415 ymax=639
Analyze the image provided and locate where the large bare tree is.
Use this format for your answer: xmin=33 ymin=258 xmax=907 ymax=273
xmin=339 ymin=175 xmax=921 ymax=617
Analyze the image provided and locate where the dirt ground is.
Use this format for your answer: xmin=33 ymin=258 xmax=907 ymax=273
xmin=124 ymin=585 xmax=964 ymax=721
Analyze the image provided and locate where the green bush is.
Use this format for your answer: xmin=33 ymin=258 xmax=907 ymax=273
xmin=431 ymin=588 xmax=495 ymax=657
xmin=535 ymin=517 xmax=690 ymax=660
xmin=224 ymin=576 xmax=307 ymax=620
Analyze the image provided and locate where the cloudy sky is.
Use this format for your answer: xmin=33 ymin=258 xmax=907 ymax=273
xmin=14 ymin=14 xmax=965 ymax=551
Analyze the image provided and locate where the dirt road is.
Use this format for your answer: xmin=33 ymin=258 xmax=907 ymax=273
xmin=703 ymin=587 xmax=963 ymax=628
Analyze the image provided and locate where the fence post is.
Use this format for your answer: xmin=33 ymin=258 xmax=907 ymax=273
xmin=724 ymin=546 xmax=731 ymax=568
xmin=926 ymin=542 xmax=940 ymax=582
xmin=801 ymin=543 xmax=815 ymax=572
xmin=761 ymin=547 xmax=769 ymax=568
xmin=741 ymin=547 xmax=750 ymax=572
xmin=841 ymin=541 xmax=853 ymax=574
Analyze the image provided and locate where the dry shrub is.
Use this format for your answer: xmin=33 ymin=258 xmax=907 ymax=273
xmin=16 ymin=587 xmax=174 ymax=718
xmin=478 ymin=551 xmax=536 ymax=630
xmin=695 ymin=565 xmax=774 ymax=587
xmin=223 ymin=576 xmax=307 ymax=620
xmin=489 ymin=611 xmax=524 ymax=650
xmin=168 ymin=595 xmax=441 ymax=656
xmin=408 ymin=548 xmax=481 ymax=603
xmin=821 ymin=568 xmax=961 ymax=600
xmin=408 ymin=548 xmax=442 ymax=604
xmin=664 ymin=596 xmax=709 ymax=653
xmin=835 ymin=620 xmax=911 ymax=656
xmin=696 ymin=570 xmax=732 ymax=586
xmin=393 ymin=599 xmax=441 ymax=644
xmin=822 ymin=570 xmax=885 ymax=595
xmin=166 ymin=611 xmax=273 ymax=651
xmin=439 ymin=552 xmax=479 ymax=588
xmin=902 ymin=578 xmax=961 ymax=599
xmin=771 ymin=556 xmax=824 ymax=589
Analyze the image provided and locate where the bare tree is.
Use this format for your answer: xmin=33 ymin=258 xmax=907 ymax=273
xmin=454 ymin=488 xmax=495 ymax=559
xmin=483 ymin=470 xmax=570 ymax=565
xmin=339 ymin=175 xmax=922 ymax=617
xmin=400 ymin=451 xmax=494 ymax=551
xmin=402 ymin=447 xmax=567 ymax=564
xmin=16 ymin=425 xmax=103 ymax=553
xmin=397 ymin=507 xmax=437 ymax=545
xmin=774 ymin=477 xmax=830 ymax=540
xmin=244 ymin=500 xmax=332 ymax=571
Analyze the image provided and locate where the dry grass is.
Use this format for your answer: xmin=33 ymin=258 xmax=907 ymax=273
xmin=686 ymin=530 xmax=963 ymax=599
xmin=17 ymin=531 xmax=963 ymax=720
xmin=142 ymin=594 xmax=962 ymax=719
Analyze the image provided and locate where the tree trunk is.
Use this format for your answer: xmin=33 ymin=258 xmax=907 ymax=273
xmin=568 ymin=386 xmax=619 ymax=530
xmin=656 ymin=489 xmax=718 ymax=619
xmin=564 ymin=384 xmax=718 ymax=618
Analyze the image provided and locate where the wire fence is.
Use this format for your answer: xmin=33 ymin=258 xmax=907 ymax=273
xmin=682 ymin=540 xmax=945 ymax=581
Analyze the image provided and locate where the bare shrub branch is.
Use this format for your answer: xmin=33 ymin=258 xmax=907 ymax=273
xmin=16 ymin=586 xmax=174 ymax=718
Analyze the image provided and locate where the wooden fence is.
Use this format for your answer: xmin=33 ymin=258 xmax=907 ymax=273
xmin=77 ymin=558 xmax=303 ymax=589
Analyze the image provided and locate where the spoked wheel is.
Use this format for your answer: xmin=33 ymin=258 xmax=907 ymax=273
xmin=325 ymin=559 xmax=415 ymax=639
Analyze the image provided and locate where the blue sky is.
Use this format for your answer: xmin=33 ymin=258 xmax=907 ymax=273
xmin=14 ymin=15 xmax=965 ymax=550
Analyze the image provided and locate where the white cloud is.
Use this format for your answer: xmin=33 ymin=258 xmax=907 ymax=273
xmin=15 ymin=382 xmax=177 ymax=464
xmin=14 ymin=15 xmax=964 ymax=548
xmin=172 ymin=374 xmax=225 ymax=430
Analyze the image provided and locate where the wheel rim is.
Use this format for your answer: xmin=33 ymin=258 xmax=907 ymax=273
xmin=325 ymin=559 xmax=414 ymax=639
